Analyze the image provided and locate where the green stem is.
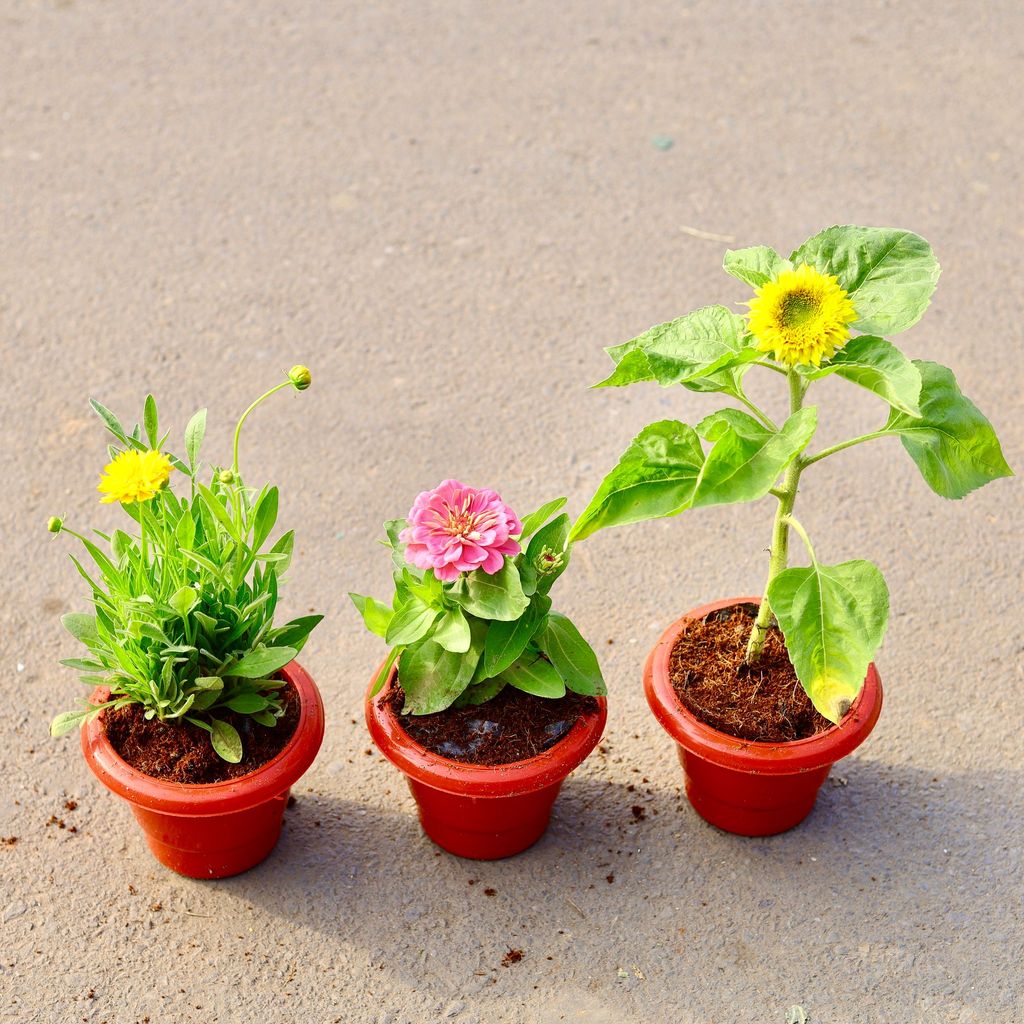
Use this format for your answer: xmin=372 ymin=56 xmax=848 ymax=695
xmin=735 ymin=386 xmax=778 ymax=431
xmin=781 ymin=514 xmax=816 ymax=563
xmin=231 ymin=381 xmax=291 ymax=476
xmin=802 ymin=430 xmax=889 ymax=467
xmin=745 ymin=369 xmax=806 ymax=664
xmin=752 ymin=359 xmax=789 ymax=375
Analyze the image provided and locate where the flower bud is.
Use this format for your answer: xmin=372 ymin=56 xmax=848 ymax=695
xmin=534 ymin=546 xmax=564 ymax=576
xmin=218 ymin=469 xmax=236 ymax=485
xmin=288 ymin=365 xmax=312 ymax=391
xmin=47 ymin=516 xmax=63 ymax=534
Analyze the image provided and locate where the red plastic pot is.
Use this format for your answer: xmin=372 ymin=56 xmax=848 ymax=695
xmin=82 ymin=661 xmax=325 ymax=878
xmin=644 ymin=597 xmax=883 ymax=837
xmin=366 ymin=662 xmax=607 ymax=859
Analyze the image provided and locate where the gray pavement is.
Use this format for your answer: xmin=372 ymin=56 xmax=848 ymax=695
xmin=1 ymin=2 xmax=1021 ymax=1022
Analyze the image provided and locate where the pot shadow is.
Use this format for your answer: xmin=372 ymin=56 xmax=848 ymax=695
xmin=214 ymin=758 xmax=1022 ymax=1018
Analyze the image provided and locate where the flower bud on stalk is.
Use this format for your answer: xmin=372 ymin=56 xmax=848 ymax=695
xmin=47 ymin=516 xmax=63 ymax=534
xmin=534 ymin=547 xmax=564 ymax=576
xmin=218 ymin=469 xmax=236 ymax=485
xmin=288 ymin=365 xmax=312 ymax=391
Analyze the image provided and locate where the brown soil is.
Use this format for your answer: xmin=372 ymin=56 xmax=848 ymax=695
xmin=103 ymin=681 xmax=300 ymax=783
xmin=669 ymin=603 xmax=831 ymax=743
xmin=389 ymin=682 xmax=596 ymax=766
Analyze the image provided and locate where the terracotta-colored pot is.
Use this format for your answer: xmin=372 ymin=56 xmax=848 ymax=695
xmin=366 ymin=662 xmax=607 ymax=859
xmin=82 ymin=661 xmax=324 ymax=878
xmin=644 ymin=597 xmax=883 ymax=836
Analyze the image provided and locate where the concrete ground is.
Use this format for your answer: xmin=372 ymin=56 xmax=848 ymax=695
xmin=2 ymin=1 xmax=1021 ymax=1021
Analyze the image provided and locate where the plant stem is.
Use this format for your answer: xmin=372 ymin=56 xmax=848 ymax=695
xmin=735 ymin=386 xmax=778 ymax=431
xmin=781 ymin=514 xmax=816 ymax=563
xmin=231 ymin=380 xmax=291 ymax=476
xmin=745 ymin=369 xmax=805 ymax=664
xmin=802 ymin=430 xmax=889 ymax=467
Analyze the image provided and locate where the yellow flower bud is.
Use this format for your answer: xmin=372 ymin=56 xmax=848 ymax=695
xmin=288 ymin=365 xmax=312 ymax=391
xmin=218 ymin=469 xmax=236 ymax=485
xmin=47 ymin=516 xmax=63 ymax=534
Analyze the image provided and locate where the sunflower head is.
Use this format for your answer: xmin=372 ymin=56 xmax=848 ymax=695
xmin=98 ymin=449 xmax=174 ymax=505
xmin=747 ymin=264 xmax=857 ymax=367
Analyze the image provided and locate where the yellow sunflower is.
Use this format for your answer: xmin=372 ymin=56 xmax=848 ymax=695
xmin=747 ymin=264 xmax=857 ymax=367
xmin=98 ymin=449 xmax=174 ymax=504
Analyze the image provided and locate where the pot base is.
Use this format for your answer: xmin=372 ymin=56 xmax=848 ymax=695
xmin=408 ymin=778 xmax=561 ymax=859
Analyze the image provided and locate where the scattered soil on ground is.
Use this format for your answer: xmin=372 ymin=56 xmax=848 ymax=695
xmin=388 ymin=682 xmax=596 ymax=766
xmin=669 ymin=604 xmax=831 ymax=742
xmin=104 ymin=681 xmax=300 ymax=783
xmin=502 ymin=948 xmax=524 ymax=967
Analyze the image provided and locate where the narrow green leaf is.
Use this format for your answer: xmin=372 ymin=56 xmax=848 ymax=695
xmin=517 ymin=497 xmax=568 ymax=540
xmin=767 ymin=559 xmax=889 ymax=724
xmin=184 ymin=408 xmax=207 ymax=467
xmin=270 ymin=614 xmax=323 ymax=652
xmin=227 ymin=646 xmax=296 ymax=678
xmin=791 ymin=225 xmax=940 ymax=335
xmin=500 ymin=655 xmax=566 ymax=698
xmin=61 ymin=612 xmax=99 ymax=645
xmin=722 ymin=245 xmax=790 ymax=288
xmin=225 ymin=693 xmax=270 ymax=714
xmin=210 ymin=719 xmax=243 ymax=762
xmin=252 ymin=486 xmax=279 ymax=552
xmin=89 ymin=398 xmax=126 ymax=441
xmin=143 ymin=394 xmax=159 ymax=448
xmin=540 ymin=612 xmax=606 ymax=696
xmin=449 ymin=559 xmax=529 ymax=621
xmin=802 ymin=335 xmax=922 ymax=416
xmin=569 ymin=420 xmax=705 ymax=542
xmin=881 ymin=361 xmax=1012 ymax=498
xmin=50 ymin=709 xmax=89 ymax=737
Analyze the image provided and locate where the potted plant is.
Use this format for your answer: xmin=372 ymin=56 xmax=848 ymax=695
xmin=353 ymin=480 xmax=607 ymax=859
xmin=48 ymin=366 xmax=325 ymax=877
xmin=570 ymin=225 xmax=1011 ymax=835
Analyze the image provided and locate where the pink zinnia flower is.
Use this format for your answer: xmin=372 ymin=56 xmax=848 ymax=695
xmin=401 ymin=479 xmax=523 ymax=583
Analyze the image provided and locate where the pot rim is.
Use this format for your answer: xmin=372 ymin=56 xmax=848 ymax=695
xmin=365 ymin=659 xmax=608 ymax=797
xmin=643 ymin=596 xmax=883 ymax=774
xmin=81 ymin=660 xmax=325 ymax=816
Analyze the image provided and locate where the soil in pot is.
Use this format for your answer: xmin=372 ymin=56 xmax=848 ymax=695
xmin=102 ymin=681 xmax=300 ymax=784
xmin=669 ymin=603 xmax=831 ymax=743
xmin=388 ymin=684 xmax=597 ymax=767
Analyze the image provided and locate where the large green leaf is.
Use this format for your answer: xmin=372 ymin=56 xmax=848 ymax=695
xmin=540 ymin=612 xmax=606 ymax=696
xmin=791 ymin=225 xmax=940 ymax=335
xmin=595 ymin=306 xmax=754 ymax=389
xmin=400 ymin=638 xmax=481 ymax=714
xmin=569 ymin=420 xmax=705 ymax=542
xmin=801 ymin=335 xmax=922 ymax=416
xmin=882 ymin=361 xmax=1012 ymax=498
xmin=767 ymin=559 xmax=889 ymax=724
xmin=722 ymin=245 xmax=790 ymax=288
xmin=692 ymin=407 xmax=817 ymax=508
xmin=227 ymin=646 xmax=297 ymax=679
xmin=385 ymin=596 xmax=438 ymax=646
xmin=480 ymin=593 xmax=551 ymax=680
xmin=449 ymin=559 xmax=529 ymax=621
xmin=500 ymin=655 xmax=566 ymax=699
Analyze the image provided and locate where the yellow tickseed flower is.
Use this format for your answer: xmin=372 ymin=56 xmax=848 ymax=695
xmin=747 ymin=264 xmax=857 ymax=367
xmin=97 ymin=449 xmax=174 ymax=505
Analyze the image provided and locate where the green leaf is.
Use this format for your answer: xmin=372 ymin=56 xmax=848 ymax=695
xmin=227 ymin=646 xmax=296 ymax=678
xmin=692 ymin=407 xmax=817 ymax=508
xmin=270 ymin=614 xmax=323 ymax=652
xmin=882 ymin=361 xmax=1012 ymax=498
xmin=481 ymin=593 xmax=551 ymax=680
xmin=174 ymin=509 xmax=197 ymax=550
xmin=210 ymin=719 xmax=243 ymax=762
xmin=184 ymin=408 xmax=207 ymax=467
xmin=791 ymin=225 xmax=940 ymax=335
xmin=540 ymin=612 xmax=606 ymax=696
xmin=349 ymin=594 xmax=393 ymax=638
xmin=50 ymin=709 xmax=89 ymax=737
xmin=802 ymin=335 xmax=922 ymax=416
xmin=767 ymin=559 xmax=889 ymax=724
xmin=89 ymin=398 xmax=126 ymax=441
xmin=722 ymin=245 xmax=790 ymax=288
xmin=449 ymin=559 xmax=529 ymax=622
xmin=451 ymin=676 xmax=507 ymax=708
xmin=61 ymin=612 xmax=99 ymax=645
xmin=252 ymin=486 xmax=279 ymax=552
xmin=518 ymin=497 xmax=568 ymax=540
xmin=569 ymin=420 xmax=705 ymax=542
xmin=595 ymin=306 xmax=753 ymax=388
xmin=524 ymin=514 xmax=571 ymax=594
xmin=224 ymin=693 xmax=270 ymax=714
xmin=197 ymin=483 xmax=242 ymax=542
xmin=385 ymin=596 xmax=438 ymax=646
xmin=252 ymin=709 xmax=277 ymax=727
xmin=400 ymin=639 xmax=480 ymax=714
xmin=593 ymin=346 xmax=657 ymax=388
xmin=168 ymin=586 xmax=199 ymax=616
xmin=143 ymin=394 xmax=159 ymax=448
xmin=432 ymin=606 xmax=472 ymax=653
xmin=500 ymin=655 xmax=566 ymax=699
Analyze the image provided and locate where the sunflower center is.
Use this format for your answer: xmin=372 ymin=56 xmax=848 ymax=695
xmin=779 ymin=290 xmax=821 ymax=329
